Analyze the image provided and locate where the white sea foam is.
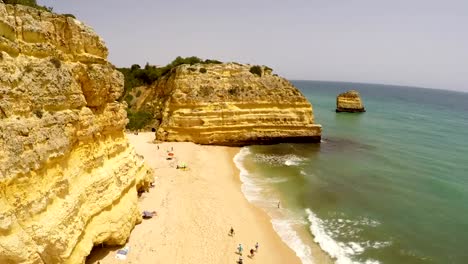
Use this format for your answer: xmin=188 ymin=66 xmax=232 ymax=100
xmin=260 ymin=177 xmax=289 ymax=184
xmin=371 ymin=241 xmax=392 ymax=249
xmin=306 ymin=209 xmax=386 ymax=264
xmin=234 ymin=147 xmax=316 ymax=264
xmin=363 ymin=261 xmax=380 ymax=264
xmin=234 ymin=148 xmax=387 ymax=264
xmin=285 ymin=156 xmax=303 ymax=166
xmin=254 ymin=153 xmax=305 ymax=166
xmin=349 ymin=242 xmax=365 ymax=254
xmin=234 ymin=147 xmax=260 ymax=203
xmin=306 ymin=208 xmax=354 ymax=263
xmin=271 ymin=218 xmax=315 ymax=264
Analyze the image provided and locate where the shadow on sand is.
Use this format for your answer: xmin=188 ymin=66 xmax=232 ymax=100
xmin=85 ymin=245 xmax=121 ymax=264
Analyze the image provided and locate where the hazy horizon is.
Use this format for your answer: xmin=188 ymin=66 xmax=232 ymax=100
xmin=38 ymin=0 xmax=468 ymax=92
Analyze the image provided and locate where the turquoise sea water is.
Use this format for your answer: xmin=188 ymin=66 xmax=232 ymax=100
xmin=234 ymin=81 xmax=468 ymax=264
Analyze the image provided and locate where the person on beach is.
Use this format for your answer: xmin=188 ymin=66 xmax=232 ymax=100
xmin=238 ymin=244 xmax=243 ymax=255
xmin=229 ymin=227 xmax=235 ymax=236
xmin=238 ymin=256 xmax=243 ymax=264
xmin=250 ymin=248 xmax=255 ymax=257
xmin=255 ymin=242 xmax=259 ymax=252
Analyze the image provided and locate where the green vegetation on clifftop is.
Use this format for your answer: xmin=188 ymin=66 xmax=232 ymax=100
xmin=119 ymin=56 xmax=222 ymax=130
xmin=2 ymin=0 xmax=53 ymax=11
xmin=117 ymin=56 xmax=223 ymax=95
xmin=119 ymin=57 xmax=274 ymax=131
xmin=249 ymin=65 xmax=263 ymax=77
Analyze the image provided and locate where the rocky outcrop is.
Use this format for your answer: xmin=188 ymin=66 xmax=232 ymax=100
xmin=0 ymin=4 xmax=152 ymax=264
xmin=136 ymin=63 xmax=321 ymax=146
xmin=336 ymin=90 xmax=366 ymax=112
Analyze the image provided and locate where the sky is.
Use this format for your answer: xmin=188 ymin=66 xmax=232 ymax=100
xmin=39 ymin=0 xmax=468 ymax=91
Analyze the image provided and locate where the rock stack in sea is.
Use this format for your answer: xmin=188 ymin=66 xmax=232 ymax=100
xmin=0 ymin=3 xmax=153 ymax=263
xmin=134 ymin=63 xmax=322 ymax=146
xmin=336 ymin=90 xmax=366 ymax=112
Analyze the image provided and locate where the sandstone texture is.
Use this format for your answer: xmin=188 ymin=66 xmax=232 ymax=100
xmin=135 ymin=63 xmax=322 ymax=146
xmin=336 ymin=90 xmax=366 ymax=112
xmin=0 ymin=4 xmax=152 ymax=264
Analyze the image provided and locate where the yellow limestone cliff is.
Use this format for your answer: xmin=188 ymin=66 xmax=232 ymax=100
xmin=336 ymin=90 xmax=366 ymax=112
xmin=136 ymin=63 xmax=322 ymax=146
xmin=0 ymin=4 xmax=152 ymax=264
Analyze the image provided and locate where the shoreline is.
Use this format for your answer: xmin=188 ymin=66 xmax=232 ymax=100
xmin=87 ymin=132 xmax=301 ymax=263
xmin=234 ymin=148 xmax=334 ymax=264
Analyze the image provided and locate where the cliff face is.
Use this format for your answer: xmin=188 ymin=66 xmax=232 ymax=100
xmin=136 ymin=63 xmax=321 ymax=146
xmin=336 ymin=90 xmax=366 ymax=113
xmin=0 ymin=4 xmax=152 ymax=264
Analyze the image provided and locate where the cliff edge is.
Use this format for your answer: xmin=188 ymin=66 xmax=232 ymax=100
xmin=336 ymin=90 xmax=366 ymax=113
xmin=133 ymin=63 xmax=322 ymax=146
xmin=0 ymin=4 xmax=152 ymax=263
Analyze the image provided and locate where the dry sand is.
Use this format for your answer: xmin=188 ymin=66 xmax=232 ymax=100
xmin=87 ymin=132 xmax=301 ymax=264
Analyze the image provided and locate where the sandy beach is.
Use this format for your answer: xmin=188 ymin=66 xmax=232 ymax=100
xmin=87 ymin=132 xmax=301 ymax=264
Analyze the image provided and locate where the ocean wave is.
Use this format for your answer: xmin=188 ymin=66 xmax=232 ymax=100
xmin=306 ymin=209 xmax=388 ymax=264
xmin=234 ymin=145 xmax=388 ymax=264
xmin=371 ymin=241 xmax=392 ymax=249
xmin=253 ymin=153 xmax=305 ymax=166
xmin=258 ymin=177 xmax=289 ymax=184
xmin=271 ymin=218 xmax=315 ymax=264
xmin=234 ymin=147 xmax=315 ymax=264
xmin=285 ymin=156 xmax=302 ymax=166
xmin=234 ymin=147 xmax=259 ymax=203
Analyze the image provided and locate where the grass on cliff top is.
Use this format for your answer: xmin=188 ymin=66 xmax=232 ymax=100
xmin=3 ymin=0 xmax=53 ymax=12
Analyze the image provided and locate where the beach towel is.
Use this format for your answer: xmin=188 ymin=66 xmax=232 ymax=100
xmin=142 ymin=210 xmax=157 ymax=219
xmin=115 ymin=246 xmax=130 ymax=260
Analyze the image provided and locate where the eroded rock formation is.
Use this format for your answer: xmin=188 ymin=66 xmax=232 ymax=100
xmin=336 ymin=90 xmax=366 ymax=112
xmin=0 ymin=4 xmax=152 ymax=263
xmin=135 ymin=63 xmax=322 ymax=146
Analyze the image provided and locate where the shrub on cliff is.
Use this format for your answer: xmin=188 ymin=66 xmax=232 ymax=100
xmin=118 ymin=62 xmax=171 ymax=95
xmin=33 ymin=109 xmax=43 ymax=118
xmin=50 ymin=57 xmax=62 ymax=69
xmin=63 ymin=14 xmax=76 ymax=19
xmin=264 ymin=66 xmax=273 ymax=72
xmin=50 ymin=57 xmax=61 ymax=68
xmin=228 ymin=87 xmax=240 ymax=96
xmin=3 ymin=0 xmax=53 ymax=11
xmin=118 ymin=57 xmax=223 ymax=97
xmin=204 ymin=59 xmax=222 ymax=64
xmin=169 ymin=56 xmax=203 ymax=67
xmin=249 ymin=65 xmax=262 ymax=77
xmin=124 ymin=94 xmax=134 ymax=105
xmin=127 ymin=110 xmax=152 ymax=130
xmin=117 ymin=66 xmax=150 ymax=96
